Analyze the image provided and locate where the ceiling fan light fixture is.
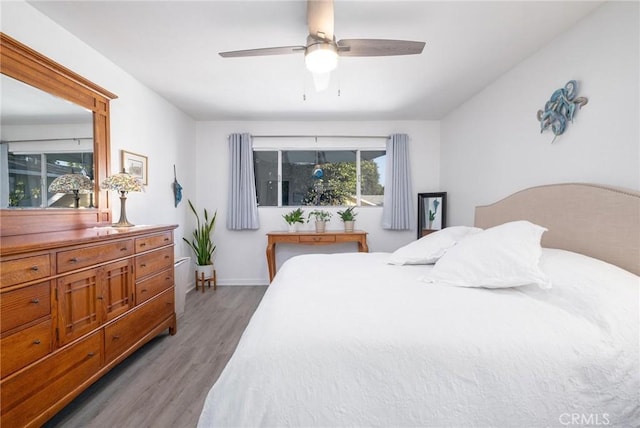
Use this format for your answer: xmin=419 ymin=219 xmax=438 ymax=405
xmin=305 ymin=42 xmax=338 ymax=74
xmin=311 ymin=72 xmax=332 ymax=92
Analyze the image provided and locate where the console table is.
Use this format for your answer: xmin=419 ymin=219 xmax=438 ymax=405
xmin=266 ymin=230 xmax=369 ymax=282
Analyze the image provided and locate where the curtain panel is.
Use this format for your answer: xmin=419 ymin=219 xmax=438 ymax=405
xmin=227 ymin=133 xmax=260 ymax=230
xmin=382 ymin=133 xmax=414 ymax=230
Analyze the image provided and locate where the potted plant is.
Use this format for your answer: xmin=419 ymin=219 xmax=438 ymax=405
xmin=283 ymin=208 xmax=305 ymax=232
xmin=183 ymin=199 xmax=217 ymax=279
xmin=308 ymin=210 xmax=332 ymax=233
xmin=337 ymin=206 xmax=358 ymax=232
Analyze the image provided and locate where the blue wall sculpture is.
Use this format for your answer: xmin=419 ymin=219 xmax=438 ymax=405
xmin=537 ymin=80 xmax=588 ymax=143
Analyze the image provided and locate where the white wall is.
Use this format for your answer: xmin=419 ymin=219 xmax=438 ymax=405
xmin=195 ymin=121 xmax=440 ymax=285
xmin=440 ymin=2 xmax=640 ymax=226
xmin=1 ymin=1 xmax=197 ymax=260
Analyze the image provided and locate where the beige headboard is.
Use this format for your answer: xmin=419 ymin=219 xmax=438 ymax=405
xmin=475 ymin=183 xmax=640 ymax=276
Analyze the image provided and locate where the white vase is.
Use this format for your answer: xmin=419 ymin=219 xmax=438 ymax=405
xmin=288 ymin=223 xmax=298 ymax=233
xmin=344 ymin=220 xmax=355 ymax=233
xmin=315 ymin=221 xmax=326 ymax=233
xmin=196 ymin=264 xmax=214 ymax=280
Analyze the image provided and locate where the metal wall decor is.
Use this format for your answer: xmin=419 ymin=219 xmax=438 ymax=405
xmin=173 ymin=164 xmax=183 ymax=207
xmin=537 ymin=80 xmax=588 ymax=143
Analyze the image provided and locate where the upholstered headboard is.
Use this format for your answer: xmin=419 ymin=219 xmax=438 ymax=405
xmin=475 ymin=183 xmax=640 ymax=276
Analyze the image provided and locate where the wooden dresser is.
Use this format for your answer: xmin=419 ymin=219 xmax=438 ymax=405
xmin=0 ymin=224 xmax=177 ymax=427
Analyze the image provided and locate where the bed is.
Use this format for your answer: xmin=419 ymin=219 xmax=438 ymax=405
xmin=198 ymin=183 xmax=639 ymax=427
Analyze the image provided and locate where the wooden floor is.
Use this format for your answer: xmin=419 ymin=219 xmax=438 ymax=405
xmin=44 ymin=286 xmax=267 ymax=428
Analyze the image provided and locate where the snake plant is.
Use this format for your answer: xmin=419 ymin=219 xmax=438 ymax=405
xmin=183 ymin=199 xmax=217 ymax=265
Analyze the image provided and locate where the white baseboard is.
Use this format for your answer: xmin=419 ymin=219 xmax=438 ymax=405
xmin=217 ymin=278 xmax=270 ymax=286
xmin=184 ymin=279 xmax=268 ymax=291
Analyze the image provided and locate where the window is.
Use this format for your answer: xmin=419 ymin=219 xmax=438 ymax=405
xmin=254 ymin=149 xmax=385 ymax=207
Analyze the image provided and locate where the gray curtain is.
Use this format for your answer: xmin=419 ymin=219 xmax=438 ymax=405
xmin=382 ymin=133 xmax=414 ymax=230
xmin=227 ymin=133 xmax=260 ymax=230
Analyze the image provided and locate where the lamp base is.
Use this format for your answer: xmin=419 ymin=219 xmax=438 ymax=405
xmin=113 ymin=193 xmax=135 ymax=227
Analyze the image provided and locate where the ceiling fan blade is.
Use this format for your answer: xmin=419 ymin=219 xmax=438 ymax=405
xmin=337 ymin=39 xmax=426 ymax=57
xmin=308 ymin=0 xmax=334 ymax=41
xmin=219 ymin=46 xmax=305 ymax=58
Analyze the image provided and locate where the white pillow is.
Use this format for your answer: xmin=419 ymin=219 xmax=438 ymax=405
xmin=387 ymin=226 xmax=483 ymax=265
xmin=422 ymin=221 xmax=551 ymax=289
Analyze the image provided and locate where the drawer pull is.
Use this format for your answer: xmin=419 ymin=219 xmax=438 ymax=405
xmin=31 ymin=265 xmax=39 ymax=271
xmin=164 ymin=255 xmax=170 ymax=259
xmin=88 ymin=352 xmax=95 ymax=357
xmin=33 ymin=339 xmax=41 ymax=345
xmin=69 ymin=257 xmax=78 ymax=263
xmin=141 ymin=289 xmax=148 ymax=293
xmin=31 ymin=298 xmax=40 ymax=304
xmin=165 ymin=276 xmax=171 ymax=280
xmin=140 ymin=263 xmax=147 ymax=268
xmin=164 ymin=237 xmax=170 ymax=241
xmin=120 ymin=247 xmax=128 ymax=251
xmin=97 ymin=296 xmax=104 ymax=300
xmin=112 ymin=335 xmax=120 ymax=340
xmin=140 ymin=243 xmax=147 ymax=247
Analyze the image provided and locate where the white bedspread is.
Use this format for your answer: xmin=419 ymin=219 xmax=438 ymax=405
xmin=198 ymin=249 xmax=639 ymax=427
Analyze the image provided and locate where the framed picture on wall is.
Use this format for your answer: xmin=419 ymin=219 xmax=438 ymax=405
xmin=121 ymin=150 xmax=148 ymax=185
xmin=417 ymin=192 xmax=447 ymax=239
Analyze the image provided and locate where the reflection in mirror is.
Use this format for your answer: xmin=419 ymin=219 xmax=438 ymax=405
xmin=0 ymin=74 xmax=94 ymax=208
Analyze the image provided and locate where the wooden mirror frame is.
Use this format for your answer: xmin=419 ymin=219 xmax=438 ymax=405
xmin=0 ymin=33 xmax=117 ymax=236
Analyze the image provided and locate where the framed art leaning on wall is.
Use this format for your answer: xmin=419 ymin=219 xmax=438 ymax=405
xmin=417 ymin=192 xmax=446 ymax=239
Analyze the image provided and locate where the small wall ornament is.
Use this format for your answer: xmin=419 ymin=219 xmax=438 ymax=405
xmin=537 ymin=80 xmax=588 ymax=143
xmin=173 ymin=164 xmax=183 ymax=207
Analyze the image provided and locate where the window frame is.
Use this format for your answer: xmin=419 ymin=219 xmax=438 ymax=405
xmin=253 ymin=143 xmax=386 ymax=208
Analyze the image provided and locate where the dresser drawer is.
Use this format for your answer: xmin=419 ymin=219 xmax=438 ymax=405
xmin=1 ymin=282 xmax=51 ymax=334
xmin=299 ymin=235 xmax=336 ymax=243
xmin=57 ymin=239 xmax=133 ymax=273
xmin=1 ymin=319 xmax=52 ymax=378
xmin=0 ymin=254 xmax=50 ymax=288
xmin=135 ymin=231 xmax=173 ymax=253
xmin=136 ymin=268 xmax=174 ymax=304
xmin=135 ymin=246 xmax=173 ymax=279
xmin=105 ymin=288 xmax=174 ymax=363
xmin=0 ymin=331 xmax=102 ymax=427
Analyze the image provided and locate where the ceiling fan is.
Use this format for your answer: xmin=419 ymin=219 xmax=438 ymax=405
xmin=219 ymin=0 xmax=426 ymax=91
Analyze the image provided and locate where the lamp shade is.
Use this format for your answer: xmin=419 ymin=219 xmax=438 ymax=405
xmin=100 ymin=172 xmax=143 ymax=194
xmin=48 ymin=173 xmax=93 ymax=194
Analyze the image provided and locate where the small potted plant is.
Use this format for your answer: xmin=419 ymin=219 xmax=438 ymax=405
xmin=308 ymin=210 xmax=332 ymax=233
xmin=283 ymin=208 xmax=305 ymax=232
xmin=337 ymin=206 xmax=358 ymax=232
xmin=183 ymin=200 xmax=217 ymax=279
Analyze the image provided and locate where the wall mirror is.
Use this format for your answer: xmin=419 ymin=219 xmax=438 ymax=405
xmin=417 ymin=192 xmax=447 ymax=239
xmin=0 ymin=33 xmax=117 ymax=236
xmin=1 ymin=74 xmax=95 ymax=208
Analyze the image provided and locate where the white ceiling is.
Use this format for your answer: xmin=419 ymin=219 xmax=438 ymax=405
xmin=28 ymin=1 xmax=602 ymax=121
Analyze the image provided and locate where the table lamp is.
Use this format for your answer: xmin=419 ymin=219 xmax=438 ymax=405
xmin=100 ymin=171 xmax=144 ymax=227
xmin=48 ymin=173 xmax=94 ymax=208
